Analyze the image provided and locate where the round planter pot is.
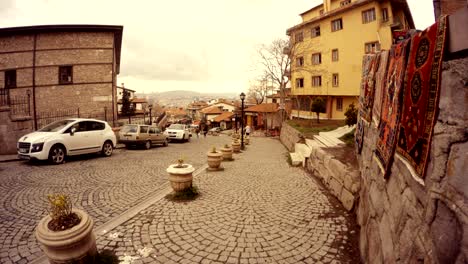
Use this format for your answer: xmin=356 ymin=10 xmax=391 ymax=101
xmin=220 ymin=146 xmax=233 ymax=160
xmin=167 ymin=164 xmax=195 ymax=192
xmin=232 ymin=141 xmax=241 ymax=153
xmin=207 ymin=151 xmax=223 ymax=169
xmin=36 ymin=209 xmax=97 ymax=264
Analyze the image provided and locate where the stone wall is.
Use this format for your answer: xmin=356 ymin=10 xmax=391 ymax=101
xmin=356 ymin=58 xmax=467 ymax=263
xmin=279 ymin=122 xmax=303 ymax=151
xmin=0 ymin=108 xmax=33 ymax=154
xmin=307 ymin=147 xmax=361 ymax=211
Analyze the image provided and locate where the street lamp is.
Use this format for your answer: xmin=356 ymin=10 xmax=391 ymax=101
xmin=148 ymin=104 xmax=153 ymax=125
xmin=240 ymin=92 xmax=246 ymax=150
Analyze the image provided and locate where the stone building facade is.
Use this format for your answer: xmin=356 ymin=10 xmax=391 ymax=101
xmin=433 ymin=0 xmax=467 ymax=18
xmin=0 ymin=25 xmax=123 ymax=154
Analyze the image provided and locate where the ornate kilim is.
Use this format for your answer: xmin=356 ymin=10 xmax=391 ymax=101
xmin=396 ymin=17 xmax=448 ymax=180
xmin=359 ymin=54 xmax=381 ymax=123
xmin=374 ymin=39 xmax=411 ymax=178
xmin=372 ymin=50 xmax=390 ymax=127
xmin=355 ymin=117 xmax=365 ymax=154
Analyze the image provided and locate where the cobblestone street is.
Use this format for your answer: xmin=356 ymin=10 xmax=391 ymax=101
xmin=0 ymin=134 xmax=359 ymax=263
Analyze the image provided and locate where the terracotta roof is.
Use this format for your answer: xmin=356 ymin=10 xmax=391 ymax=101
xmin=213 ymin=112 xmax=234 ymax=123
xmin=166 ymin=108 xmax=187 ymax=116
xmin=245 ymin=103 xmax=279 ymax=113
xmin=200 ymin=106 xmax=223 ymax=114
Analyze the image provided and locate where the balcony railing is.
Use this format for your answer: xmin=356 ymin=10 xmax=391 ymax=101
xmin=0 ymin=89 xmax=10 ymax=107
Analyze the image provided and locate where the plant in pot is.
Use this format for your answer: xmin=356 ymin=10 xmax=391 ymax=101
xmin=36 ymin=194 xmax=97 ymax=264
xmin=206 ymin=146 xmax=223 ymax=171
xmin=220 ymin=143 xmax=234 ymax=161
xmin=232 ymin=139 xmax=241 ymax=153
xmin=167 ymin=158 xmax=195 ymax=193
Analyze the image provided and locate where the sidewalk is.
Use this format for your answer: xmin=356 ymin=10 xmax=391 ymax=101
xmin=0 ymin=154 xmax=19 ymax=162
xmin=30 ymin=137 xmax=360 ymax=264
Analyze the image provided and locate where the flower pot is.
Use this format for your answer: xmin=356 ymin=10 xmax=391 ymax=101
xmin=36 ymin=209 xmax=97 ymax=264
xmin=167 ymin=164 xmax=195 ymax=192
xmin=232 ymin=141 xmax=241 ymax=153
xmin=220 ymin=146 xmax=233 ymax=161
xmin=207 ymin=151 xmax=223 ymax=170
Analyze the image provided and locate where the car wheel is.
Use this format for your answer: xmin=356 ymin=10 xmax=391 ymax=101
xmin=145 ymin=140 xmax=151 ymax=150
xmin=49 ymin=145 xmax=65 ymax=165
xmin=163 ymin=139 xmax=169 ymax=147
xmin=102 ymin=141 xmax=114 ymax=157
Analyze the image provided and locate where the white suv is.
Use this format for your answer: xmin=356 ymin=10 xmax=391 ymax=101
xmin=163 ymin=124 xmax=191 ymax=142
xmin=17 ymin=118 xmax=116 ymax=164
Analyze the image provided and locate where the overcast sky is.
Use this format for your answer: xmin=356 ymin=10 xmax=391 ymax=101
xmin=0 ymin=0 xmax=435 ymax=94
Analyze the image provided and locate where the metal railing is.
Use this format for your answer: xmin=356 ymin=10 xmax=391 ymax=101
xmin=0 ymin=89 xmax=10 ymax=106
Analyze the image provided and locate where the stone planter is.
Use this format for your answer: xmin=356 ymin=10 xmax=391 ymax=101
xmin=232 ymin=141 xmax=241 ymax=153
xmin=36 ymin=209 xmax=97 ymax=264
xmin=207 ymin=151 xmax=223 ymax=171
xmin=167 ymin=164 xmax=195 ymax=192
xmin=220 ymin=145 xmax=234 ymax=161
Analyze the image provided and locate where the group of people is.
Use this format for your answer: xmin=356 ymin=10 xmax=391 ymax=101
xmin=192 ymin=125 xmax=251 ymax=138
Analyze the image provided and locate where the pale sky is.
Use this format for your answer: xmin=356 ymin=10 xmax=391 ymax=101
xmin=0 ymin=0 xmax=435 ymax=94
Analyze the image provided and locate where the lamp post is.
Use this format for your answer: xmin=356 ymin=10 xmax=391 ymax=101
xmin=240 ymin=92 xmax=246 ymax=150
xmin=148 ymin=104 xmax=153 ymax=125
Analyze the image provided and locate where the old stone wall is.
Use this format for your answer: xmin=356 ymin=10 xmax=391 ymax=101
xmin=0 ymin=108 xmax=33 ymax=154
xmin=307 ymin=147 xmax=361 ymax=211
xmin=356 ymin=58 xmax=467 ymax=263
xmin=279 ymin=122 xmax=303 ymax=151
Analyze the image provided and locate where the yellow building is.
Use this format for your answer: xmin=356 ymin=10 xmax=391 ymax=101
xmin=286 ymin=0 xmax=414 ymax=119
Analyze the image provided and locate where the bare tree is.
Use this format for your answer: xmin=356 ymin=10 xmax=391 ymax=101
xmin=247 ymin=75 xmax=270 ymax=104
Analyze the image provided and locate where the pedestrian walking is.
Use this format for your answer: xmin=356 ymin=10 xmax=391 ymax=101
xmin=195 ymin=126 xmax=200 ymax=138
xmin=245 ymin=125 xmax=251 ymax=136
xmin=203 ymin=125 xmax=208 ymax=138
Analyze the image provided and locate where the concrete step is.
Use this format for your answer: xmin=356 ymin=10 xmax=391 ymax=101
xmin=306 ymin=139 xmax=325 ymax=148
xmin=290 ymin=152 xmax=303 ymax=166
xmin=313 ymin=135 xmax=338 ymax=147
xmin=319 ymin=133 xmax=344 ymax=146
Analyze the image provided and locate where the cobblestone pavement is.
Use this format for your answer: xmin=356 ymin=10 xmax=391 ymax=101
xmin=97 ymin=137 xmax=360 ymax=264
xmin=0 ymin=134 xmax=230 ymax=264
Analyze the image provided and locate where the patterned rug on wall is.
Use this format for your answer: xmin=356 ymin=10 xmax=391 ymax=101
xmin=372 ymin=50 xmax=390 ymax=127
xmin=359 ymin=53 xmax=381 ymax=123
xmin=374 ymin=39 xmax=411 ymax=178
xmin=396 ymin=16 xmax=448 ymax=181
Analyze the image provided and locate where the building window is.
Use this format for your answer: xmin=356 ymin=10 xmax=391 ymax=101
xmin=332 ymin=49 xmax=339 ymax=61
xmin=296 ymin=57 xmax=304 ymax=67
xmin=331 ymin=18 xmax=343 ymax=32
xmin=332 ymin=74 xmax=339 ymax=87
xmin=5 ymin=70 xmax=16 ymax=88
xmin=311 ymin=26 xmax=320 ymax=37
xmin=296 ymin=78 xmax=304 ymax=88
xmin=319 ymin=9 xmax=324 ymax=15
xmin=362 ymin=8 xmax=376 ymax=23
xmin=295 ymin=32 xmax=304 ymax=43
xmin=312 ymin=53 xmax=322 ymax=65
xmin=382 ymin=8 xmax=389 ymax=22
xmin=312 ymin=76 xmax=322 ymax=87
xmin=336 ymin=98 xmax=343 ymax=111
xmin=340 ymin=0 xmax=351 ymax=7
xmin=365 ymin=42 xmax=381 ymax=53
xmin=59 ymin=66 xmax=73 ymax=84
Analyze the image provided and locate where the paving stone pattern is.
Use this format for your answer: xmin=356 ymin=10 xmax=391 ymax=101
xmin=97 ymin=137 xmax=359 ymax=263
xmin=0 ymin=135 xmax=228 ymax=264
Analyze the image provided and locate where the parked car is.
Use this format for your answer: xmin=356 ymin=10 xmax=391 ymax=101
xmin=208 ymin=127 xmax=222 ymax=135
xmin=17 ymin=118 xmax=116 ymax=164
xmin=118 ymin=124 xmax=168 ymax=149
xmin=163 ymin=124 xmax=191 ymax=142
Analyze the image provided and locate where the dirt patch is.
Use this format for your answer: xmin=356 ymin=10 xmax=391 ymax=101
xmin=48 ymin=212 xmax=81 ymax=231
xmin=324 ymin=145 xmax=359 ymax=170
xmin=287 ymin=119 xmax=346 ymax=139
